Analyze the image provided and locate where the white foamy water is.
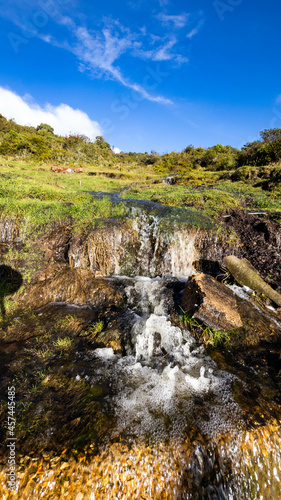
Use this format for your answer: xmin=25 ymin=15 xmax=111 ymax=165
xmin=87 ymin=277 xmax=244 ymax=442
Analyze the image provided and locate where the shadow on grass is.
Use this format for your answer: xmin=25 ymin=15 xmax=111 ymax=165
xmin=0 ymin=265 xmax=23 ymax=319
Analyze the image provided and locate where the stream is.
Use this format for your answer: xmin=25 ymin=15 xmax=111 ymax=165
xmin=1 ymin=194 xmax=281 ymax=499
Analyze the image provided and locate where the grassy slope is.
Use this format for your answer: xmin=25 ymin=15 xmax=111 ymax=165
xmin=1 ymin=157 xmax=281 ymax=229
xmin=0 ymin=114 xmax=280 ymax=227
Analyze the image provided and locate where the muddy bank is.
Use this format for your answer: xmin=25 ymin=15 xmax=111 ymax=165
xmin=223 ymin=210 xmax=281 ymax=291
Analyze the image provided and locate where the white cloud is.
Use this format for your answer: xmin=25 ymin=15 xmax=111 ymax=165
xmin=153 ymin=38 xmax=177 ymax=61
xmin=6 ymin=5 xmax=203 ymax=105
xmin=70 ymin=23 xmax=172 ymax=104
xmin=186 ymin=28 xmax=198 ymax=39
xmin=186 ymin=19 xmax=204 ymax=39
xmin=0 ymin=86 xmax=102 ymax=140
xmin=156 ymin=13 xmax=189 ymax=29
xmin=73 ymin=24 xmax=134 ymax=77
xmin=112 ymin=147 xmax=122 ymax=154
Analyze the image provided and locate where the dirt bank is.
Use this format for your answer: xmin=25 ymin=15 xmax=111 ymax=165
xmin=223 ymin=210 xmax=281 ymax=291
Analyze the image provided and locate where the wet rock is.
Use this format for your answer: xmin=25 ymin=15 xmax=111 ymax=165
xmin=234 ymin=296 xmax=281 ymax=345
xmin=93 ymin=328 xmax=122 ymax=353
xmin=182 ymin=273 xmax=243 ymax=331
xmin=0 ymin=219 xmax=23 ymax=243
xmin=68 ymin=222 xmax=139 ymax=276
xmin=223 ymin=255 xmax=281 ymax=307
xmin=41 ymin=223 xmax=72 ymax=264
xmin=25 ymin=268 xmax=125 ymax=311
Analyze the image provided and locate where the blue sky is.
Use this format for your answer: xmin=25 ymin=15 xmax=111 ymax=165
xmin=0 ymin=0 xmax=280 ymax=153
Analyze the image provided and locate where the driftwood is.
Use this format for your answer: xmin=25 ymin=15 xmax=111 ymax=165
xmin=223 ymin=256 xmax=281 ymax=307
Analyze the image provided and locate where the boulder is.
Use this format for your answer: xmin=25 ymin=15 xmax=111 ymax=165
xmin=182 ymin=273 xmax=243 ymax=331
xmin=223 ymin=256 xmax=281 ymax=307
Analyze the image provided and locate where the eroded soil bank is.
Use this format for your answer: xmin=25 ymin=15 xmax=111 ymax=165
xmin=222 ymin=210 xmax=281 ymax=291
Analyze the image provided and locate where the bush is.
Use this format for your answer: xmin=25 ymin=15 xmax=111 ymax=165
xmin=36 ymin=123 xmax=54 ymax=134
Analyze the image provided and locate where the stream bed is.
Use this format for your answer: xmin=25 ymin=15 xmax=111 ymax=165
xmin=0 ymin=196 xmax=281 ymax=499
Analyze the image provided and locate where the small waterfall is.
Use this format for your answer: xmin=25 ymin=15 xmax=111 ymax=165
xmin=69 ymin=212 xmax=198 ymax=279
xmin=73 ymin=276 xmax=281 ymax=498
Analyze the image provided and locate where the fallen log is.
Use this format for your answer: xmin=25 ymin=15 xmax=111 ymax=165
xmin=223 ymin=255 xmax=281 ymax=307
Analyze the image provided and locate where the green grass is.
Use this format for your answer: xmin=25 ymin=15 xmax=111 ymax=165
xmin=122 ymin=172 xmax=281 ymax=217
xmin=0 ymin=165 xmax=128 ymax=230
xmin=53 ymin=337 xmax=74 ymax=348
xmin=180 ymin=308 xmax=231 ymax=347
xmin=1 ymin=153 xmax=281 ymax=232
xmin=0 ymin=157 xmax=160 ymax=230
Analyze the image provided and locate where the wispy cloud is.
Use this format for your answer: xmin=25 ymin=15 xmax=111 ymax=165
xmin=62 ymin=22 xmax=172 ymax=104
xmin=0 ymin=86 xmax=102 ymax=139
xmin=156 ymin=13 xmax=189 ymax=29
xmin=153 ymin=38 xmax=180 ymax=61
xmin=38 ymin=18 xmax=173 ymax=104
xmin=186 ymin=19 xmax=204 ymax=39
xmin=74 ymin=23 xmax=134 ymax=74
xmin=4 ymin=4 xmax=204 ymax=105
xmin=132 ymin=36 xmax=188 ymax=64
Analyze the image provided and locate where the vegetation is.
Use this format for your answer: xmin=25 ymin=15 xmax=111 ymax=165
xmin=0 ymin=307 xmax=109 ymax=456
xmin=179 ymin=308 xmax=231 ymax=347
xmin=0 ymin=114 xmax=280 ymax=227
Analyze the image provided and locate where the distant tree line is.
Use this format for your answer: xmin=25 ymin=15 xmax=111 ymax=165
xmin=0 ymin=114 xmax=281 ymax=172
xmin=0 ymin=115 xmax=112 ymax=164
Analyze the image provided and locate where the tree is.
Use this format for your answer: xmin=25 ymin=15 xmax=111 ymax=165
xmin=36 ymin=123 xmax=54 ymax=134
xmin=260 ymin=128 xmax=281 ymax=144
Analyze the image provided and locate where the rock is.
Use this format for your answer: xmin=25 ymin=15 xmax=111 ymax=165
xmin=223 ymin=256 xmax=281 ymax=307
xmin=223 ymin=211 xmax=281 ymax=291
xmin=93 ymin=328 xmax=122 ymax=353
xmin=182 ymin=273 xmax=243 ymax=331
xmin=235 ymin=297 xmax=281 ymax=345
xmin=25 ymin=268 xmax=126 ymax=311
xmin=60 ymin=462 xmax=70 ymax=470
xmin=162 ymin=175 xmax=178 ymax=185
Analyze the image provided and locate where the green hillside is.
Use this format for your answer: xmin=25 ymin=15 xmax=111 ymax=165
xmin=0 ymin=114 xmax=280 ymax=230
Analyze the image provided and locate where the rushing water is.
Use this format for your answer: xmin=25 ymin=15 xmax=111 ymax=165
xmin=87 ymin=277 xmax=244 ymax=443
xmin=53 ymin=276 xmax=279 ymax=499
